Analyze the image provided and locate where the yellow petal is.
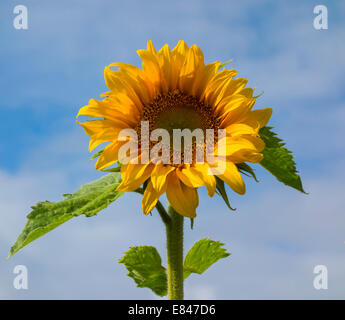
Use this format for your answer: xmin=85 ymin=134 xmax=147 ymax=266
xmin=225 ymin=123 xmax=258 ymax=136
xmin=172 ymin=40 xmax=189 ymax=68
xmin=88 ymin=130 xmax=120 ymax=152
xmin=166 ymin=172 xmax=198 ymax=218
xmin=215 ymin=93 xmax=248 ymax=115
xmin=242 ymin=135 xmax=265 ymax=152
xmin=147 ymin=40 xmax=157 ymax=54
xmin=77 ymin=119 xmax=114 ymax=136
xmin=239 ymin=87 xmax=254 ymax=98
xmin=77 ymin=120 xmax=122 ymax=152
xmin=107 ymin=94 xmax=142 ymax=122
xmin=229 ymin=149 xmax=263 ymax=163
xmin=142 ymin=179 xmax=167 ymax=215
xmin=214 ymin=78 xmax=248 ymax=107
xmin=150 ymin=164 xmax=175 ymax=193
xmin=217 ymin=162 xmax=245 ymax=195
xmin=225 ymin=135 xmax=265 ymax=163
xmin=219 ymin=97 xmax=255 ymax=128
xmin=214 ymin=135 xmax=265 ymax=164
xmin=137 ymin=42 xmax=163 ymax=91
xmin=157 ymin=44 xmax=173 ymax=92
xmin=77 ymin=98 xmax=138 ymax=127
xmin=108 ymin=62 xmax=154 ymax=104
xmin=176 ymin=166 xmax=204 ymax=188
xmin=100 ymin=91 xmax=111 ymax=97
xmin=192 ymin=163 xmax=216 ymax=197
xmin=192 ymin=61 xmax=220 ymax=97
xmin=95 ymin=140 xmax=125 ymax=170
xmin=170 ymin=40 xmax=190 ymax=89
xmin=179 ymin=44 xmax=204 ymax=93
xmin=117 ymin=162 xmax=154 ymax=192
xmin=240 ymin=108 xmax=273 ymax=129
xmin=172 ymin=40 xmax=189 ymax=57
xmin=217 ymin=136 xmax=259 ymax=155
xmin=104 ymin=66 xmax=143 ymax=111
xmin=202 ymin=69 xmax=238 ymax=105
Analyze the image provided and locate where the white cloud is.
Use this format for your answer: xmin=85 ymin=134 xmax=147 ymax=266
xmin=185 ymin=284 xmax=217 ymax=300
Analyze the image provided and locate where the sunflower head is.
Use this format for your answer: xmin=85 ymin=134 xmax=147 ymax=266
xmin=77 ymin=40 xmax=272 ymax=218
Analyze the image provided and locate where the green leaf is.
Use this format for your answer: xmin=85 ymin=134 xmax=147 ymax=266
xmin=236 ymin=163 xmax=259 ymax=182
xmin=215 ymin=177 xmax=236 ymax=211
xmin=90 ymin=149 xmax=104 ymax=161
xmin=119 ymin=246 xmax=167 ymax=297
xmin=101 ymin=166 xmax=121 ymax=173
xmin=8 ymin=173 xmax=123 ymax=258
xmin=218 ymin=60 xmax=232 ymax=70
xmin=259 ymin=126 xmax=305 ymax=193
xmin=184 ymin=238 xmax=231 ymax=279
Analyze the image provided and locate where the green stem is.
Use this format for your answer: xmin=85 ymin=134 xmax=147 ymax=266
xmin=165 ymin=205 xmax=184 ymax=300
xmin=155 ymin=200 xmax=171 ymax=225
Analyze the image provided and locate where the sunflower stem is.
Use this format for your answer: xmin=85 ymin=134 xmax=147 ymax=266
xmin=155 ymin=201 xmax=171 ymax=225
xmin=166 ymin=205 xmax=184 ymax=300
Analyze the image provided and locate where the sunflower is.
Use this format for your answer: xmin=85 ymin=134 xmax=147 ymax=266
xmin=77 ymin=40 xmax=272 ymax=218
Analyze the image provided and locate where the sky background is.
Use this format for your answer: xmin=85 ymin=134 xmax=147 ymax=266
xmin=1 ymin=0 xmax=345 ymax=299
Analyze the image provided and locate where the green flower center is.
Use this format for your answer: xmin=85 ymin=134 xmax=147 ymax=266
xmin=153 ymin=104 xmax=204 ymax=134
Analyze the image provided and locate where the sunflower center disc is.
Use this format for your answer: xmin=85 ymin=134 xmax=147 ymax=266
xmin=153 ymin=104 xmax=204 ymax=133
xmin=138 ymin=90 xmax=219 ymax=165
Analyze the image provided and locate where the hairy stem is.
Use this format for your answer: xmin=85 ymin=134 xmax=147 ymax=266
xmin=166 ymin=205 xmax=184 ymax=300
xmin=155 ymin=200 xmax=171 ymax=225
xmin=136 ymin=187 xmax=184 ymax=299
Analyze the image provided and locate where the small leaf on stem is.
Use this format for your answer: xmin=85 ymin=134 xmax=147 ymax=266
xmin=119 ymin=246 xmax=168 ymax=297
xmin=184 ymin=238 xmax=231 ymax=279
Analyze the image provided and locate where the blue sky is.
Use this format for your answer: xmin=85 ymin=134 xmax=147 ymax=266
xmin=1 ymin=0 xmax=345 ymax=299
